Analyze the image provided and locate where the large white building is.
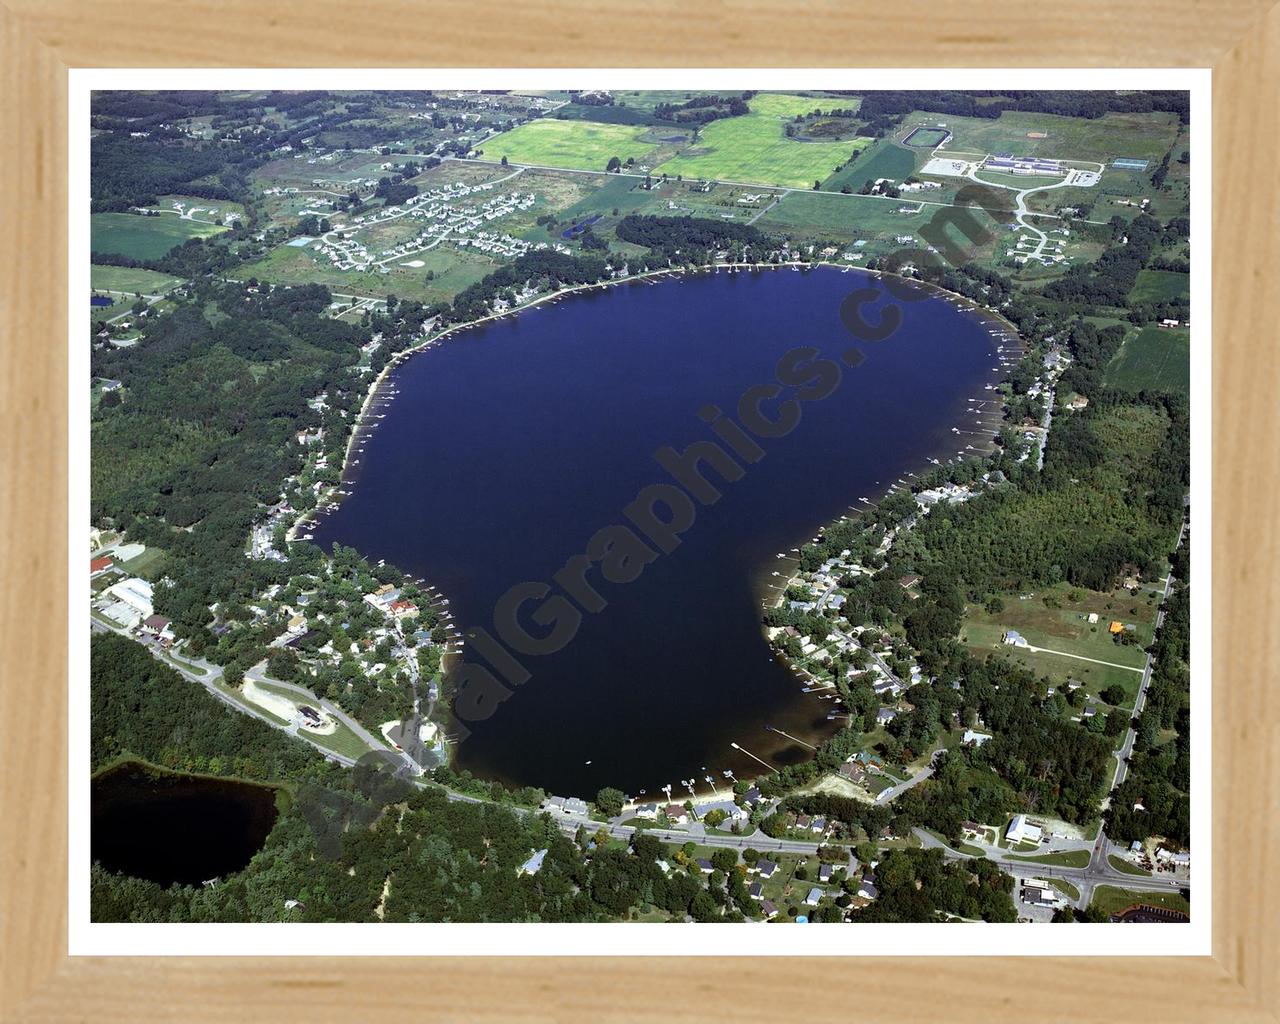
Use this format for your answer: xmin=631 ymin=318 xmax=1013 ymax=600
xmin=102 ymin=577 xmax=154 ymax=626
xmin=1006 ymin=814 xmax=1043 ymax=845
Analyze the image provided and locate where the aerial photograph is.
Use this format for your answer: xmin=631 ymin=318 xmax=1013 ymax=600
xmin=87 ymin=86 xmax=1192 ymax=926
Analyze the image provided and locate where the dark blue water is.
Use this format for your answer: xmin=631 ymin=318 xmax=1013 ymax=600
xmin=91 ymin=295 xmax=114 ymax=307
xmin=310 ymin=267 xmax=1001 ymax=797
xmin=561 ymin=214 xmax=603 ymax=239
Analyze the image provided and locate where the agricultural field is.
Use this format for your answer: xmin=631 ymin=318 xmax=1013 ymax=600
xmin=479 ymin=119 xmax=661 ymax=172
xmin=234 ymin=241 xmax=496 ymax=306
xmin=927 ymin=110 xmax=1181 ymax=164
xmin=823 ymin=138 xmax=919 ymax=193
xmin=90 ymin=212 xmax=227 ymax=260
xmin=90 ymin=265 xmax=184 ymax=296
xmin=960 ymin=582 xmax=1160 ymax=705
xmin=655 ymin=94 xmax=870 ymax=188
xmin=1105 ymin=326 xmax=1191 ymax=394
xmin=1129 ymin=268 xmax=1190 ymax=304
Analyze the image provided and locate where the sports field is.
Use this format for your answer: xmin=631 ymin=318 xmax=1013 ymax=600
xmin=902 ymin=126 xmax=950 ymax=148
xmin=655 ymin=94 xmax=870 ymax=188
xmin=480 ymin=119 xmax=660 ymax=172
xmin=90 ymin=264 xmax=184 ymax=295
xmin=1128 ymin=268 xmax=1190 ymax=304
xmin=91 ymin=212 xmax=227 ymax=260
xmin=1105 ymin=325 xmax=1190 ymax=394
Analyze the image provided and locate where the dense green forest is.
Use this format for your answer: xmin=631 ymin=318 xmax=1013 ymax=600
xmin=92 ymin=632 xmax=325 ymax=781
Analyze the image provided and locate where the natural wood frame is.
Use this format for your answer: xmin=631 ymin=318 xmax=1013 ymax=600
xmin=2 ymin=2 xmax=1277 ymax=1019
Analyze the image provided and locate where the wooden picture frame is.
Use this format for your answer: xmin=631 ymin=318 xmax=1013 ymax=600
xmin=2 ymin=2 xmax=1276 ymax=1018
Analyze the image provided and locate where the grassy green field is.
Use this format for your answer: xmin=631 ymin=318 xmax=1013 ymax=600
xmin=1129 ymin=268 xmax=1190 ymax=304
xmin=1109 ymin=854 xmax=1154 ymax=877
xmin=755 ymin=189 xmax=1004 ymax=263
xmin=930 ymin=109 xmax=1180 ymax=164
xmin=480 ymin=119 xmax=660 ymax=172
xmin=248 ymin=678 xmax=378 ymax=762
xmin=91 ymin=264 xmax=184 ymax=296
xmin=116 ymin=545 xmax=167 ymax=581
xmin=961 ymin=582 xmax=1156 ymax=703
xmin=91 ymin=212 xmax=227 ymax=260
xmin=1006 ymin=849 xmax=1092 ymax=868
xmin=823 ymin=139 xmax=918 ymax=192
xmin=1090 ymin=885 xmax=1190 ymax=919
xmin=1106 ymin=325 xmax=1191 ymax=394
xmin=655 ymin=94 xmax=870 ymax=188
xmin=1047 ymin=878 xmax=1081 ymax=901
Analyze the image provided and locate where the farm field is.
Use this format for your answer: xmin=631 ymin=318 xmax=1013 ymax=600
xmin=90 ymin=265 xmax=184 ymax=295
xmin=960 ymin=582 xmax=1159 ymax=705
xmin=1106 ymin=326 xmax=1191 ymax=394
xmin=480 ymin=119 xmax=661 ymax=172
xmin=823 ymin=138 xmax=918 ymax=192
xmin=925 ymin=110 xmax=1180 ymax=164
xmin=655 ymin=94 xmax=870 ymax=188
xmin=235 ymin=242 xmax=496 ymax=306
xmin=91 ymin=212 xmax=227 ymax=260
xmin=1129 ymin=268 xmax=1190 ymax=304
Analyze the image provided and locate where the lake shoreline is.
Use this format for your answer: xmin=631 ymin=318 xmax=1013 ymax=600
xmin=290 ymin=261 xmax=1025 ymax=798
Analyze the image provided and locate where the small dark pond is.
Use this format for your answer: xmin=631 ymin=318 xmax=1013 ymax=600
xmin=91 ymin=761 xmax=281 ymax=886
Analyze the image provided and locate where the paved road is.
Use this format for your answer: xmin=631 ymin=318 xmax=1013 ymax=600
xmin=875 ymin=766 xmax=933 ymax=804
xmin=1109 ymin=519 xmax=1187 ymax=795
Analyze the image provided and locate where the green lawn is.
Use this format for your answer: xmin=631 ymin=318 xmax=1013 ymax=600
xmin=1106 ymin=325 xmax=1190 ymax=394
xmin=1090 ymin=885 xmax=1189 ymax=919
xmin=116 ymin=545 xmax=167 ymax=581
xmin=930 ymin=109 xmax=1181 ymax=164
xmin=91 ymin=212 xmax=228 ymax=260
xmin=1006 ymin=849 xmax=1092 ymax=868
xmin=1047 ymin=878 xmax=1080 ymax=901
xmin=1129 ymin=268 xmax=1190 ymax=304
xmin=1108 ymin=854 xmax=1154 ymax=877
xmin=655 ymin=94 xmax=871 ymax=189
xmin=248 ymin=677 xmax=379 ymax=762
xmin=91 ymin=264 xmax=184 ymax=296
xmin=480 ymin=119 xmax=660 ymax=173
xmin=960 ymin=583 xmax=1154 ymax=702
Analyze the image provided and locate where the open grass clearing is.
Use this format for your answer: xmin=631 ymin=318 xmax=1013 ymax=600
xmin=655 ymin=94 xmax=870 ymax=188
xmin=1090 ymin=885 xmax=1189 ymax=919
xmin=90 ymin=265 xmax=185 ymax=296
xmin=91 ymin=212 xmax=227 ymax=260
xmin=1006 ymin=848 xmax=1092 ymax=868
xmin=1109 ymin=854 xmax=1154 ymax=877
xmin=1129 ymin=268 xmax=1190 ymax=304
xmin=480 ymin=119 xmax=660 ymax=173
xmin=1106 ymin=325 xmax=1190 ymax=394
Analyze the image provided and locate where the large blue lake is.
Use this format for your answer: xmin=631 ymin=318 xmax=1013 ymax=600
xmin=310 ymin=267 xmax=1003 ymax=798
